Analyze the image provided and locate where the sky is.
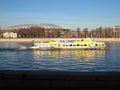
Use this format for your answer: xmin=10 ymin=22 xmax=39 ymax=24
xmin=0 ymin=0 xmax=120 ymax=30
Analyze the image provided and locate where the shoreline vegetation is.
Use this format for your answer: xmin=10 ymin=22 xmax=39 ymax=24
xmin=0 ymin=38 xmax=120 ymax=42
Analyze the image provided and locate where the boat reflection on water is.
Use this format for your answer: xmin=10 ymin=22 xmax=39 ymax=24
xmin=31 ymin=50 xmax=105 ymax=63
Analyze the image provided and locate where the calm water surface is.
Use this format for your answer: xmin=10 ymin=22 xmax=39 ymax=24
xmin=0 ymin=42 xmax=120 ymax=72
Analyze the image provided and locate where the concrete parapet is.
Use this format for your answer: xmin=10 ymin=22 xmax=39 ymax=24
xmin=0 ymin=70 xmax=120 ymax=89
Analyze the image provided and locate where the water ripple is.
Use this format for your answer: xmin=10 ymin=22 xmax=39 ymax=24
xmin=0 ymin=42 xmax=120 ymax=72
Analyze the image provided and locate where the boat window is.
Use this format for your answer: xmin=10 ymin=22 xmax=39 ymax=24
xmin=52 ymin=45 xmax=54 ymax=47
xmin=40 ymin=45 xmax=43 ymax=47
xmin=81 ymin=39 xmax=84 ymax=41
xmin=69 ymin=44 xmax=72 ymax=46
xmin=102 ymin=44 xmax=104 ymax=46
xmin=73 ymin=45 xmax=76 ymax=46
xmin=68 ymin=40 xmax=74 ymax=42
xmin=81 ymin=44 xmax=83 ymax=46
xmin=95 ymin=44 xmax=98 ymax=46
xmin=66 ymin=45 xmax=68 ymax=46
xmin=48 ymin=45 xmax=50 ymax=47
xmin=84 ymin=44 xmax=87 ymax=46
xmin=77 ymin=44 xmax=80 ymax=46
xmin=35 ymin=45 xmax=38 ymax=47
xmin=32 ymin=43 xmax=35 ymax=46
xmin=45 ymin=45 xmax=47 ymax=47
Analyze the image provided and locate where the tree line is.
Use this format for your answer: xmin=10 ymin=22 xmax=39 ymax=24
xmin=76 ymin=26 xmax=120 ymax=38
xmin=1 ymin=26 xmax=120 ymax=38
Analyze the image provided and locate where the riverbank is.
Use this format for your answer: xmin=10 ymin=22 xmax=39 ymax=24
xmin=0 ymin=38 xmax=120 ymax=42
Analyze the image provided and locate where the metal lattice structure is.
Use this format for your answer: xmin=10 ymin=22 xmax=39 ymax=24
xmin=8 ymin=24 xmax=64 ymax=29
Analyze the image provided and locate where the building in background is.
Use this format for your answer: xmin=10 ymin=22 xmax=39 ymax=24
xmin=1 ymin=24 xmax=120 ymax=38
xmin=5 ymin=24 xmax=69 ymax=38
xmin=111 ymin=26 xmax=120 ymax=38
xmin=3 ymin=32 xmax=17 ymax=38
xmin=8 ymin=24 xmax=64 ymax=30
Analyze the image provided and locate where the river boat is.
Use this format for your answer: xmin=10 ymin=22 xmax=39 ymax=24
xmin=29 ymin=38 xmax=106 ymax=50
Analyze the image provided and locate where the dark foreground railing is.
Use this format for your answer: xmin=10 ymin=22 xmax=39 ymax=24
xmin=0 ymin=70 xmax=120 ymax=89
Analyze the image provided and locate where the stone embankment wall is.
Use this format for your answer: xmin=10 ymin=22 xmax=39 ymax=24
xmin=0 ymin=38 xmax=120 ymax=42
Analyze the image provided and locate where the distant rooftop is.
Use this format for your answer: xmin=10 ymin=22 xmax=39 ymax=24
xmin=8 ymin=24 xmax=65 ymax=29
xmin=112 ymin=26 xmax=120 ymax=29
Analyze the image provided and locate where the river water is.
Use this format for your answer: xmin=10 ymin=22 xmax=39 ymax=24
xmin=0 ymin=42 xmax=120 ymax=72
